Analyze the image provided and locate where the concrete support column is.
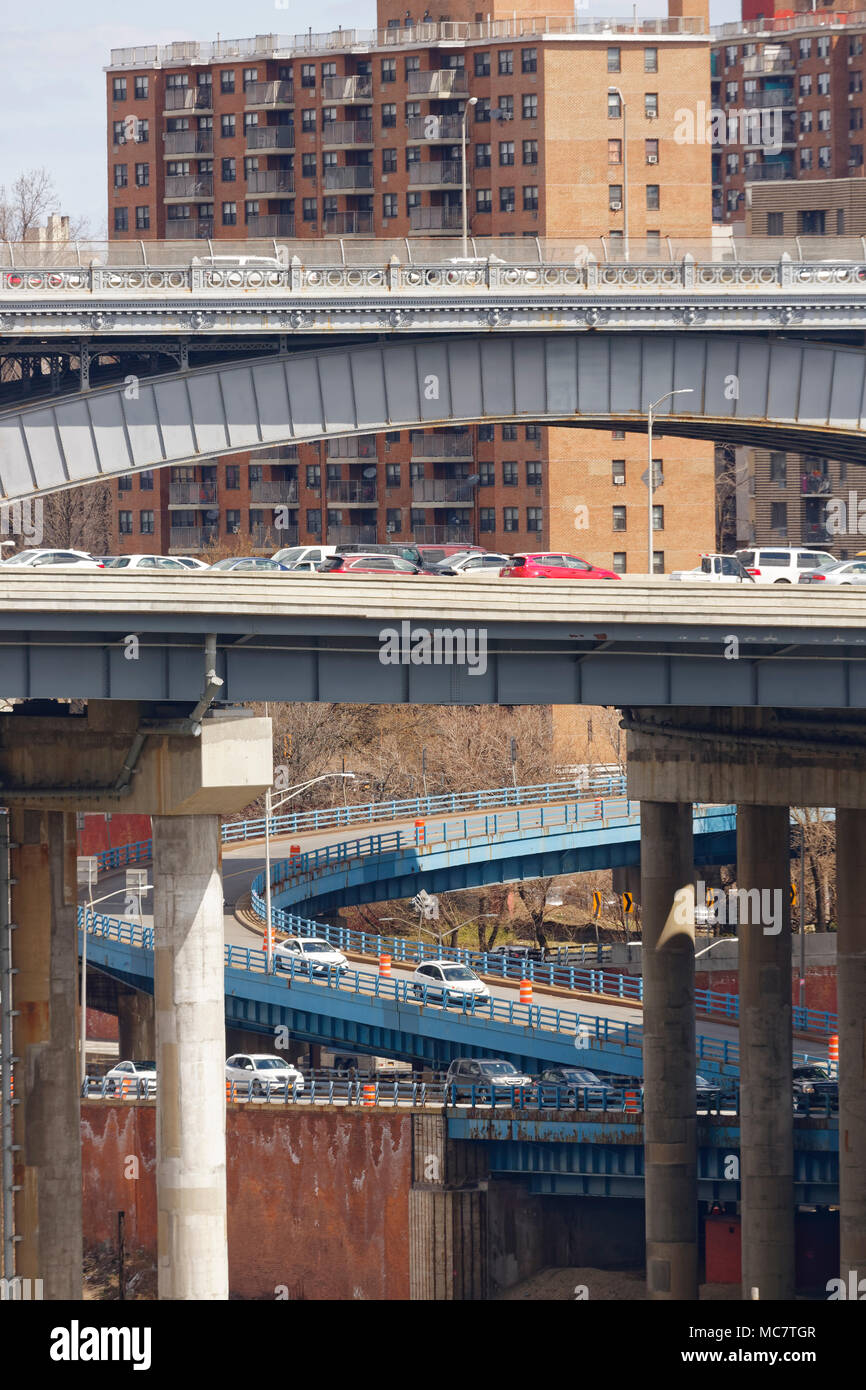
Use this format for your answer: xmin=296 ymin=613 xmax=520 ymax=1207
xmin=152 ymin=814 xmax=227 ymax=1301
xmin=117 ymin=989 xmax=156 ymax=1061
xmin=10 ymin=808 xmax=82 ymax=1299
xmin=737 ymin=804 xmax=794 ymax=1301
xmin=836 ymin=809 xmax=866 ymax=1281
xmin=640 ymin=801 xmax=697 ymax=1300
xmin=408 ymin=1114 xmax=489 ymax=1299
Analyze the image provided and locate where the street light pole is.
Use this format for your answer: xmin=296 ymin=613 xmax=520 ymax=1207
xmin=646 ymin=388 xmax=694 ymax=574
xmin=80 ymin=882 xmax=153 ymax=1086
xmin=461 ymin=97 xmax=478 ymax=257
xmin=608 ymin=87 xmax=629 ymax=262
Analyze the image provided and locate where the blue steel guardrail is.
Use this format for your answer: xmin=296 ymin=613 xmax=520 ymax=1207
xmin=94 ymin=777 xmax=625 ymax=869
xmin=77 ymin=908 xmax=831 ymax=1075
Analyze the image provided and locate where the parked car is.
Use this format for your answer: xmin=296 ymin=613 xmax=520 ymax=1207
xmin=273 ymin=936 xmax=349 ymax=977
xmin=485 ymin=943 xmax=547 ymax=975
xmin=103 ymin=1060 xmax=157 ymax=1096
xmin=272 ymin=544 xmax=338 ymax=568
xmin=445 ymin=1056 xmax=535 ymax=1101
xmin=734 ymin=546 xmax=837 ymax=584
xmin=433 ymin=552 xmax=510 ymax=577
xmin=793 ymin=1064 xmax=838 ymax=1113
xmin=669 ymin=553 xmax=755 ymax=583
xmin=414 ymin=543 xmax=485 ymax=567
xmin=500 ymin=553 xmax=621 ymax=580
xmin=1 ymin=548 xmax=104 ymax=570
xmin=318 ymin=553 xmax=422 ymax=575
xmin=101 ymin=554 xmax=189 ymax=570
xmin=208 ymin=557 xmax=291 ymax=572
xmin=172 ymin=556 xmax=210 ymax=570
xmin=637 ymin=1073 xmax=723 ymax=1112
xmin=225 ymin=1053 xmax=305 ymax=1096
xmin=537 ymin=1066 xmax=606 ymax=1102
xmin=410 ymin=961 xmax=490 ymax=1007
xmin=797 ymin=559 xmax=866 ymax=586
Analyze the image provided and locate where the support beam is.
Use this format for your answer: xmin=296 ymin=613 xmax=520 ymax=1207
xmin=117 ymin=989 xmax=156 ymax=1061
xmin=836 ymin=808 xmax=866 ymax=1282
xmin=152 ymin=814 xmax=227 ymax=1301
xmin=640 ymin=800 xmax=697 ymax=1300
xmin=737 ymin=804 xmax=794 ymax=1301
xmin=10 ymin=809 xmax=82 ymax=1299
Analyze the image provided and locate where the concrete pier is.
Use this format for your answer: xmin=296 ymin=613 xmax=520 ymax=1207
xmin=836 ymin=809 xmax=866 ymax=1282
xmin=118 ymin=989 xmax=156 ymax=1061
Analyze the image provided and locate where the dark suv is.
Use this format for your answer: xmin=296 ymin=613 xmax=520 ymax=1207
xmin=793 ymin=1064 xmax=838 ymax=1114
xmin=444 ymin=1057 xmax=535 ymax=1102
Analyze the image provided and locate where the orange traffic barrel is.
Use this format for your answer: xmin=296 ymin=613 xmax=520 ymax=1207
xmin=362 ymin=1082 xmax=376 ymax=1107
xmin=625 ymin=1090 xmax=641 ymax=1113
xmin=225 ymin=1080 xmax=231 ymax=1102
xmin=414 ymin=818 xmax=426 ymax=844
xmin=828 ymin=1034 xmax=839 ymax=1069
xmin=379 ymin=953 xmax=392 ymax=977
xmin=519 ymin=979 xmax=532 ymax=1005
xmin=290 ymin=844 xmax=301 ymax=855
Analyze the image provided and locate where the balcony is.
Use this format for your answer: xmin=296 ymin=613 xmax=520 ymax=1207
xmin=164 ymin=174 xmax=214 ymax=200
xmin=246 ymin=170 xmax=295 ymax=195
xmin=164 ymin=218 xmax=214 ymax=238
xmin=326 ymin=481 xmax=378 ymax=505
xmin=323 ymin=165 xmax=374 ymax=191
xmin=246 ymin=215 xmax=296 ymax=237
xmin=322 ymin=75 xmax=373 ymax=103
xmin=801 ymin=473 xmax=831 ymax=496
xmin=164 ymin=87 xmax=213 ymax=113
xmin=322 ymin=120 xmax=374 ymax=148
xmin=408 ymin=70 xmax=469 ymax=97
xmin=246 ymin=125 xmax=295 ymax=152
xmin=741 ymin=89 xmax=795 ymax=109
xmin=252 ymin=446 xmax=299 ymax=462
xmin=409 ymin=205 xmax=463 ymax=233
xmin=249 ymin=524 xmax=292 ymax=549
xmin=742 ymin=54 xmax=794 ymax=75
xmin=803 ymin=521 xmax=835 ymax=545
xmin=250 ymin=481 xmax=299 ymax=504
xmin=411 ymin=524 xmax=474 ymax=545
xmin=407 ymin=114 xmax=463 ymax=142
xmin=323 ymin=211 xmax=374 ymax=235
xmin=327 ymin=436 xmax=377 ymax=459
xmin=743 ymin=162 xmax=796 ymax=181
xmin=244 ymin=80 xmax=294 ymax=108
xmin=169 ymin=482 xmax=217 ymax=507
xmin=410 ymin=430 xmax=473 ymax=461
xmin=164 ymin=131 xmax=213 ymax=156
xmin=409 ymin=160 xmax=462 ymax=188
xmin=411 ymin=480 xmax=475 ymax=505
xmin=169 ymin=525 xmax=218 ymax=552
xmin=327 ymin=523 xmax=378 ymax=544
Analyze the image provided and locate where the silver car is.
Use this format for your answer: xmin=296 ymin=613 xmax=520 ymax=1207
xmin=410 ymin=961 xmax=490 ymax=1007
xmin=798 ymin=560 xmax=866 ymax=586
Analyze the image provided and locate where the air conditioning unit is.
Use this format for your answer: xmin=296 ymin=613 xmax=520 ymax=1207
xmin=647 ymin=154 xmax=658 ymax=164
xmin=613 ymin=475 xmax=626 ymax=485
xmin=647 ymin=110 xmax=658 ymax=119
xmin=610 ymin=200 xmax=622 ymax=211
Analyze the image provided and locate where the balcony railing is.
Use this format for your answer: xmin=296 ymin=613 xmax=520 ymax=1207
xmin=323 ymin=165 xmax=374 ymax=191
xmin=803 ymin=522 xmax=835 ymax=545
xmin=249 ymin=524 xmax=291 ymax=548
xmin=742 ymin=54 xmax=794 ymax=75
xmin=327 ymin=436 xmax=377 ymax=459
xmin=741 ymin=89 xmax=795 ymax=109
xmin=246 ymin=170 xmax=295 ymax=195
xmin=409 ymin=205 xmax=463 ymax=232
xmin=169 ymin=482 xmax=217 ymax=506
xmin=164 ymin=131 xmax=213 ymax=156
xmin=411 ymin=524 xmax=474 ymax=544
xmin=244 ymin=80 xmax=294 ymax=107
xmin=323 ymin=211 xmax=374 ymax=235
xmin=407 ymin=114 xmax=463 ymax=141
xmin=169 ymin=525 xmax=218 ymax=551
xmin=252 ymin=447 xmax=299 ymax=462
xmin=326 ymin=481 xmax=378 ymax=505
xmin=321 ymin=120 xmax=374 ymax=147
xmin=246 ymin=215 xmax=296 ymax=237
xmin=743 ymin=162 xmax=796 ymax=181
xmin=164 ymin=175 xmax=214 ymax=199
xmin=250 ymin=481 xmax=299 ymax=504
xmin=322 ymin=75 xmax=373 ymax=102
xmin=408 ymin=69 xmax=469 ymax=96
xmin=410 ymin=431 xmax=474 ymax=460
xmin=411 ymin=480 xmax=475 ymax=505
xmin=409 ymin=161 xmax=462 ymax=187
xmin=246 ymin=125 xmax=295 ymax=151
xmin=801 ymin=474 xmax=831 ymax=496
xmin=164 ymin=218 xmax=214 ymax=238
xmin=327 ymin=523 xmax=378 ymax=544
xmin=164 ymin=87 xmax=213 ymax=112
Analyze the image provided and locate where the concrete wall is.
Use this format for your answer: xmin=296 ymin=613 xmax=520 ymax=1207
xmin=487 ymin=1188 xmax=645 ymax=1295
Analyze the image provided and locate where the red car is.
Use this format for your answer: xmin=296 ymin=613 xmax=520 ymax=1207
xmin=318 ymin=554 xmax=422 ymax=575
xmin=500 ymin=553 xmax=621 ymax=580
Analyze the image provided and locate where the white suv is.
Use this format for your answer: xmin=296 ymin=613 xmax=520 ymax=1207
xmin=734 ymin=546 xmax=837 ymax=584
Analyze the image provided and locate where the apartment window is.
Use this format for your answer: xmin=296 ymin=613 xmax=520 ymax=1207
xmin=302 ymin=197 xmax=317 ymax=222
xmin=479 ymin=507 xmax=495 ymax=532
xmin=307 ymin=510 xmax=322 ymax=535
xmin=410 ymin=462 xmax=424 ymax=483
xmin=767 ymin=211 xmax=784 ymax=235
xmin=645 ymin=93 xmax=659 ymax=119
xmin=502 ymin=424 xmax=518 ymax=441
xmin=526 ymin=460 xmax=542 ymax=486
xmin=851 ymin=144 xmax=864 ymax=167
xmin=118 ymin=474 xmax=132 ymax=492
xmin=300 ymin=64 xmax=315 ymax=89
xmin=322 ymin=62 xmax=338 ymax=81
xmin=818 ymin=72 xmax=830 ymax=97
xmin=522 ymin=93 xmax=537 ymax=120
xmin=522 ymin=139 xmax=538 ymax=166
xmin=800 ymin=110 xmax=813 ymax=134
xmin=404 ymin=101 xmax=420 ymax=123
xmin=499 ymin=50 xmax=514 ymax=76
xmin=726 ymin=152 xmax=739 ymax=175
xmin=770 ymin=502 xmax=787 ymax=533
xmin=383 ymin=193 xmax=397 ymax=219
xmin=612 ymin=459 xmax=626 ymax=485
xmin=244 ymin=200 xmax=259 ymax=223
xmin=852 ymin=109 xmax=864 ymax=132
xmin=381 ymin=58 xmax=396 ymax=83
xmin=646 ymin=184 xmax=660 ymax=211
xmin=851 ymin=37 xmax=865 ymax=57
xmin=134 ymin=76 xmax=148 ymax=100
xmin=405 ymin=146 xmax=420 ymax=168
xmin=322 ymin=106 xmax=338 ymax=128
xmin=613 ymin=552 xmax=627 ymax=574
xmin=224 ymin=465 xmax=240 ymax=489
xmin=385 ymin=431 xmax=400 ymax=444
xmin=243 ymin=113 xmax=259 ymax=133
xmin=476 ymin=189 xmax=492 ymax=213
xmin=818 ymin=147 xmax=831 ymax=170
xmin=799 ymin=75 xmax=812 ymax=97
xmin=385 ymin=463 xmax=401 ymax=488
xmin=405 ymin=54 xmax=421 ymax=75
xmin=476 ymin=143 xmax=491 ymax=168
xmin=726 ymin=189 xmax=740 ymax=212
xmin=503 ymin=507 xmax=519 ymax=532
xmin=503 ymin=461 xmax=518 ymax=486
xmin=135 ymin=162 xmax=149 ymax=187
xmin=523 ymin=185 xmax=538 ymax=211
xmin=500 ymin=186 xmax=515 ymax=213
xmin=222 ymin=201 xmax=237 ymax=225
xmin=799 ymin=38 xmax=811 ymax=60
xmin=725 ymin=46 xmax=738 ymax=67
xmin=166 ymin=205 xmax=191 ymax=222
xmin=644 ymin=47 xmax=658 ymax=74
xmin=382 ymin=103 xmax=397 ymax=128
xmin=522 ymin=48 xmax=537 ymax=74
xmin=384 ymin=509 xmax=402 ymax=534
xmin=407 ymin=191 xmax=421 ymax=214
xmin=475 ymin=98 xmax=491 ymax=123
xmin=499 ymin=95 xmax=514 ymax=119
xmin=612 ymin=428 xmax=626 ymax=440
xmin=652 ymin=551 xmax=665 ymax=574
xmin=112 ymin=120 xmax=125 ymax=144
xmin=645 ymin=138 xmax=659 ymax=163
xmin=221 ymin=114 xmax=235 ymax=138
xmin=224 ymin=510 xmax=241 ymax=536
xmin=135 ymin=206 xmax=150 ymax=230
xmin=726 ymin=82 xmax=738 ymax=104
xmin=220 ymin=70 xmax=235 ymax=93
xmin=410 ymin=508 xmax=425 ymax=529
xmin=609 ymin=183 xmax=623 ymax=210
xmin=612 ymin=505 xmax=627 ymax=532
xmin=301 ymin=109 xmax=316 ymax=132
xmin=606 ymin=138 xmax=622 ymax=165
xmin=608 ymin=91 xmax=622 ymax=119
xmin=769 ymin=451 xmax=787 ymax=485
xmin=607 ymin=47 xmax=621 ymax=73
xmin=220 ymin=156 xmax=236 ymax=182
xmin=306 ymin=464 xmax=321 ymax=489
xmin=113 ymin=77 xmax=127 ymax=101
xmin=526 ymin=508 xmax=543 ymax=533
xmin=382 ymin=147 xmax=397 ymax=173
xmin=138 ymin=510 xmax=154 ymax=535
xmin=652 ymin=505 xmax=664 ymax=532
xmin=242 ymin=68 xmax=258 ymax=92
xmin=118 ymin=510 xmax=133 ymax=534
xmin=478 ymin=424 xmax=494 ymax=442
xmin=471 ymin=461 xmax=491 ymax=488
xmin=499 ymin=140 xmax=515 ymax=166
xmin=302 ymin=153 xmax=316 ymax=178
xmin=114 ymin=163 xmax=128 ymax=189
xmin=475 ymin=52 xmax=491 ymax=77
xmin=113 ymin=207 xmax=128 ymax=233
xmin=139 ymin=471 xmax=153 ymax=491
xmin=817 ymin=34 xmax=830 ymax=60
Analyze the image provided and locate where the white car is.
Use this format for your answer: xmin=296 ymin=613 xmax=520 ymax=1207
xmin=669 ymin=554 xmax=755 ymax=584
xmin=410 ymin=961 xmax=490 ymax=1007
xmin=1 ymin=548 xmax=104 ymax=570
xmin=172 ymin=556 xmax=210 ymax=570
xmin=225 ymin=1053 xmax=305 ymax=1096
xmin=273 ymin=935 xmax=349 ymax=977
xmin=734 ymin=546 xmax=837 ymax=584
xmin=104 ymin=1060 xmax=157 ymax=1096
xmin=272 ymin=544 xmax=337 ymax=568
xmin=439 ymin=552 xmax=510 ymax=577
xmin=101 ymin=554 xmax=189 ymax=570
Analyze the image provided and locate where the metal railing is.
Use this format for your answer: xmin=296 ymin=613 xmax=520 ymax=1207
xmin=410 ymin=431 xmax=473 ymax=459
xmin=246 ymin=126 xmax=295 ymax=151
xmin=408 ymin=70 xmax=469 ymax=96
xmin=411 ymin=479 xmax=475 ymax=504
xmin=169 ymin=481 xmax=217 ymax=505
xmin=250 ymin=480 xmax=298 ymax=503
xmin=168 ymin=525 xmax=218 ymax=549
xmin=164 ymin=175 xmax=214 ymax=199
xmin=322 ymin=211 xmax=375 ymax=236
xmin=322 ymin=121 xmax=374 ymax=146
xmin=164 ymin=87 xmax=213 ymax=112
xmin=246 ymin=170 xmax=295 ymax=195
xmin=327 ymin=435 xmax=377 ymax=458
xmin=322 ymin=75 xmax=373 ymax=102
xmin=409 ymin=161 xmax=462 ymax=186
xmin=409 ymin=206 xmax=464 ymax=232
xmin=163 ymin=132 xmax=213 ymax=156
xmin=408 ymin=115 xmax=463 ymax=141
xmin=245 ymin=215 xmax=296 ymax=238
xmin=411 ymin=524 xmax=474 ymax=544
xmin=326 ymin=523 xmax=377 ymax=543
xmin=244 ymin=80 xmax=294 ymax=106
xmin=326 ymin=480 xmax=377 ymax=504
xmin=323 ymin=166 xmax=374 ymax=191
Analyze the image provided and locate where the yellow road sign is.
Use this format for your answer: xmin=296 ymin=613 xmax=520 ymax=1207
xmin=790 ymin=882 xmax=798 ymax=908
xmin=622 ymin=891 xmax=634 ymax=914
xmin=592 ymin=890 xmax=602 ymax=918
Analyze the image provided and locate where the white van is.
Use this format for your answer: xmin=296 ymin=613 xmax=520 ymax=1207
xmin=734 ymin=546 xmax=837 ymax=584
xmin=271 ymin=544 xmax=337 ymax=570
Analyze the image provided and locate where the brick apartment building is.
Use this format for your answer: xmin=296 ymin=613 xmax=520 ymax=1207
xmin=104 ymin=0 xmax=715 ymax=572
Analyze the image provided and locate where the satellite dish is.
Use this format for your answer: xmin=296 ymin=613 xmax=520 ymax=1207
xmin=362 ymin=466 xmax=377 ymax=478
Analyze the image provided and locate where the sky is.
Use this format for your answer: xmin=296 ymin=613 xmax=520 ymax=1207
xmin=1 ymin=0 xmax=741 ymax=237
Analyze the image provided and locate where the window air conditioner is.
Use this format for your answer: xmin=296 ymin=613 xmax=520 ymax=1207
xmin=647 ymin=110 xmax=658 ymax=119
xmin=610 ymin=200 xmax=622 ymax=211
xmin=613 ymin=475 xmax=626 ymax=485
xmin=647 ymin=154 xmax=658 ymax=163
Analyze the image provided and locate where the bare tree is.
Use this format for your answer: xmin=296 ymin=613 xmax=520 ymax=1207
xmin=0 ymin=168 xmax=93 ymax=244
xmin=41 ymin=484 xmax=113 ymax=555
xmin=515 ymin=877 xmax=557 ymax=949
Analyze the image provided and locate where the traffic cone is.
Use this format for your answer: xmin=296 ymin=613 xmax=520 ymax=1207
xmin=519 ymin=979 xmax=532 ymax=1005
xmin=828 ymin=1034 xmax=839 ymax=1074
xmin=362 ymin=1082 xmax=376 ymax=1106
xmin=379 ymin=953 xmax=392 ymax=977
